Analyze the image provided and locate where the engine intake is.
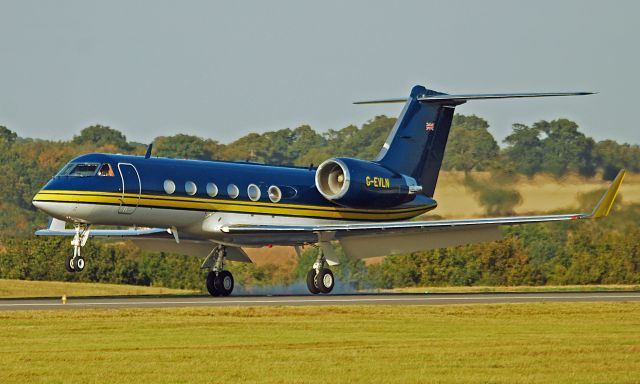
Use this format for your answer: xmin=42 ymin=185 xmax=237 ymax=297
xmin=315 ymin=159 xmax=351 ymax=200
xmin=315 ymin=158 xmax=420 ymax=209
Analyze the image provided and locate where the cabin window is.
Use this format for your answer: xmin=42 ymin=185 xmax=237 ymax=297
xmin=164 ymin=179 xmax=176 ymax=195
xmin=57 ymin=163 xmax=100 ymax=177
xmin=206 ymin=182 xmax=218 ymax=197
xmin=185 ymin=181 xmax=197 ymax=196
xmin=247 ymin=184 xmax=261 ymax=201
xmin=268 ymin=185 xmax=281 ymax=203
xmin=98 ymin=163 xmax=115 ymax=177
xmin=227 ymin=184 xmax=239 ymax=199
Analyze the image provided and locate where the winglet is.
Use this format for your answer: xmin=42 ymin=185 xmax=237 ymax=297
xmin=590 ymin=169 xmax=625 ymax=219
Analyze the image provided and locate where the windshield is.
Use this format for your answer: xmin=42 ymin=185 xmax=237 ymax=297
xmin=56 ymin=163 xmax=100 ymax=177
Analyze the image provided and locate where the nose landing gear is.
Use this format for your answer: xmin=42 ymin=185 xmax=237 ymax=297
xmin=66 ymin=224 xmax=89 ymax=272
xmin=202 ymin=245 xmax=234 ymax=297
xmin=306 ymin=247 xmax=335 ymax=294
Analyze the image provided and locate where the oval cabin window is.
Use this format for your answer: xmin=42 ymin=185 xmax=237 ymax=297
xmin=206 ymin=182 xmax=218 ymax=197
xmin=268 ymin=185 xmax=281 ymax=203
xmin=227 ymin=184 xmax=239 ymax=199
xmin=247 ymin=184 xmax=261 ymax=201
xmin=185 ymin=181 xmax=197 ymax=196
xmin=164 ymin=179 xmax=176 ymax=195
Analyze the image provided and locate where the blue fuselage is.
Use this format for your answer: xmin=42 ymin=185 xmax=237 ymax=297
xmin=33 ymin=153 xmax=437 ymax=233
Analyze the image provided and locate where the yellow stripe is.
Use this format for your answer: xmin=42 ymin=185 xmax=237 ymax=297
xmin=35 ymin=189 xmax=433 ymax=214
xmin=33 ymin=191 xmax=434 ymax=220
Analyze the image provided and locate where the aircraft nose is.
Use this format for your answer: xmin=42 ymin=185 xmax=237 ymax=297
xmin=32 ymin=198 xmax=54 ymax=216
xmin=32 ymin=194 xmax=71 ymax=220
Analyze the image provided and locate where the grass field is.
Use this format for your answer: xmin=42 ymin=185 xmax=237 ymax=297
xmin=0 ymin=302 xmax=638 ymax=383
xmin=0 ymin=279 xmax=197 ymax=298
xmin=432 ymin=171 xmax=640 ymax=218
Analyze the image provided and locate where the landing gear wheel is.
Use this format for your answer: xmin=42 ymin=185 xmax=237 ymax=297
xmin=214 ymin=271 xmax=234 ymax=297
xmin=65 ymin=256 xmax=76 ymax=273
xmin=306 ymin=269 xmax=321 ymax=294
xmin=74 ymin=257 xmax=85 ymax=272
xmin=206 ymin=271 xmax=220 ymax=297
xmin=316 ymin=268 xmax=334 ymax=294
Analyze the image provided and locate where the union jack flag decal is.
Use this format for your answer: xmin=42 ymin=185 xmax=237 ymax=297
xmin=425 ymin=122 xmax=435 ymax=131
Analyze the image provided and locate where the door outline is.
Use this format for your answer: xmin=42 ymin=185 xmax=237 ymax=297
xmin=117 ymin=163 xmax=141 ymax=214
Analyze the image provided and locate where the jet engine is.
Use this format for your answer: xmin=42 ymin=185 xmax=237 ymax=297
xmin=314 ymin=157 xmax=421 ymax=209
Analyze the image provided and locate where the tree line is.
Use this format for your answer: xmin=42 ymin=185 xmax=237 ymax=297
xmin=0 ymin=115 xmax=638 ymax=289
xmin=3 ymin=114 xmax=638 ymax=236
xmin=1 ymin=204 xmax=638 ymax=290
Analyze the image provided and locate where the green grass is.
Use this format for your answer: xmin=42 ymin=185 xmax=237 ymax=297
xmin=1 ymin=302 xmax=639 ymax=383
xmin=0 ymin=279 xmax=197 ymax=298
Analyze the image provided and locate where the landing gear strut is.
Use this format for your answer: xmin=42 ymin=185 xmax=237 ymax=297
xmin=306 ymin=247 xmax=335 ymax=294
xmin=66 ymin=224 xmax=89 ymax=272
xmin=203 ymin=245 xmax=234 ymax=297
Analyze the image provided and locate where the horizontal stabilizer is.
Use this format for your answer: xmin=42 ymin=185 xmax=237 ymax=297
xmin=418 ymin=91 xmax=594 ymax=103
xmin=354 ymin=91 xmax=594 ymax=105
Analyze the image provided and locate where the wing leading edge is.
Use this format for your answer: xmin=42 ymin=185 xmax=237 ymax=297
xmin=222 ymin=170 xmax=625 ymax=259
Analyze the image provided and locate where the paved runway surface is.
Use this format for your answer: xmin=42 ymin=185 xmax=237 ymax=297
xmin=1 ymin=291 xmax=639 ymax=310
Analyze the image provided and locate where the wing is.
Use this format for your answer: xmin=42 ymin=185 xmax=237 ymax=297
xmin=222 ymin=170 xmax=625 ymax=259
xmin=36 ymin=225 xmax=174 ymax=239
xmin=35 ymin=222 xmax=252 ymax=262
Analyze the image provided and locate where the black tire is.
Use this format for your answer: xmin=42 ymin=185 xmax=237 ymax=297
xmin=306 ymin=269 xmax=320 ymax=294
xmin=316 ymin=268 xmax=334 ymax=294
xmin=214 ymin=271 xmax=234 ymax=296
xmin=65 ymin=256 xmax=75 ymax=273
xmin=74 ymin=257 xmax=85 ymax=272
xmin=206 ymin=271 xmax=219 ymax=297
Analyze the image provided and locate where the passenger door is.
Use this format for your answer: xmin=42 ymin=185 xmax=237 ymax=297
xmin=117 ymin=163 xmax=141 ymax=214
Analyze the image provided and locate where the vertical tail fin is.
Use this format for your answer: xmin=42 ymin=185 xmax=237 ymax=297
xmin=356 ymin=86 xmax=593 ymax=198
xmin=374 ymin=85 xmax=462 ymax=197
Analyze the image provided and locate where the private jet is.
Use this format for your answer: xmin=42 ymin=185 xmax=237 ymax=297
xmin=32 ymin=85 xmax=625 ymax=296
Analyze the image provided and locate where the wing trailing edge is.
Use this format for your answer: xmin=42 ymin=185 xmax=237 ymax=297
xmin=221 ymin=170 xmax=625 ymax=258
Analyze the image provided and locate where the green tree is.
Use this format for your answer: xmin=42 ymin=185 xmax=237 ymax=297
xmin=0 ymin=126 xmax=18 ymax=146
xmin=594 ymin=140 xmax=640 ymax=180
xmin=442 ymin=114 xmax=499 ymax=172
xmin=350 ymin=115 xmax=395 ymax=160
xmin=154 ymin=134 xmax=214 ymax=160
xmin=290 ymin=125 xmax=327 ymax=166
xmin=503 ymin=123 xmax=543 ymax=176
xmin=535 ymin=119 xmax=595 ymax=177
xmin=73 ymin=125 xmax=130 ymax=150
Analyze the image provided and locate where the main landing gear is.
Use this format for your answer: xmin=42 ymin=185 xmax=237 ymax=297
xmin=66 ymin=224 xmax=89 ymax=273
xmin=306 ymin=247 xmax=335 ymax=294
xmin=203 ymin=245 xmax=234 ymax=297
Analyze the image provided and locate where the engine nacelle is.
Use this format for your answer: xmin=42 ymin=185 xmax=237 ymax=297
xmin=314 ymin=157 xmax=421 ymax=209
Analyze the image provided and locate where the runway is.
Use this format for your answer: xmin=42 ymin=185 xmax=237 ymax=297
xmin=1 ymin=291 xmax=639 ymax=310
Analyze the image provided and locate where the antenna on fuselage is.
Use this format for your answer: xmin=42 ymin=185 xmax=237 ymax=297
xmin=145 ymin=143 xmax=153 ymax=159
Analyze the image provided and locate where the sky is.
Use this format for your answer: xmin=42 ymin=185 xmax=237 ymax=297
xmin=1 ymin=0 xmax=639 ymax=145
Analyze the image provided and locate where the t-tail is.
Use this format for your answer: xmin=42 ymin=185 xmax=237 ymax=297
xmin=355 ymin=85 xmax=594 ymax=197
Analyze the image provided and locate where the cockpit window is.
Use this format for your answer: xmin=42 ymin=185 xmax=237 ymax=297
xmin=98 ymin=163 xmax=115 ymax=177
xmin=56 ymin=163 xmax=100 ymax=177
